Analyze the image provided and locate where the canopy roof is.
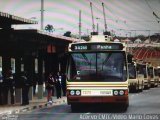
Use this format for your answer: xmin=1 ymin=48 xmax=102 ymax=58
xmin=0 ymin=11 xmax=37 ymax=28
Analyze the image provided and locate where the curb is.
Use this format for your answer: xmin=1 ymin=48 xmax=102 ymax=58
xmin=0 ymin=99 xmax=67 ymax=116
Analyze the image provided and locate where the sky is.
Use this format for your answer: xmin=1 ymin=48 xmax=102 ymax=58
xmin=0 ymin=0 xmax=160 ymax=37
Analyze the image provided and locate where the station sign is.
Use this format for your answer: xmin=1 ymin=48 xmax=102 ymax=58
xmin=71 ymin=43 xmax=123 ymax=51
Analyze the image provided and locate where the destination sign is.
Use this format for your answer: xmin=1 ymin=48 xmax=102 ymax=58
xmin=71 ymin=43 xmax=123 ymax=51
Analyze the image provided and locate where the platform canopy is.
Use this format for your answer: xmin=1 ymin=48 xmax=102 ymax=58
xmin=0 ymin=11 xmax=81 ymax=57
xmin=0 ymin=11 xmax=37 ymax=28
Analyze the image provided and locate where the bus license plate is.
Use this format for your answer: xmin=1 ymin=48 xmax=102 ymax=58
xmin=81 ymin=90 xmax=112 ymax=96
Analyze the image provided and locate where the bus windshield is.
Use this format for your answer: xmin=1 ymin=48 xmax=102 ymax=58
xmin=154 ymin=68 xmax=158 ymax=76
xmin=128 ymin=64 xmax=136 ymax=79
xmin=137 ymin=64 xmax=147 ymax=78
xmin=148 ymin=67 xmax=154 ymax=78
xmin=67 ymin=52 xmax=127 ymax=82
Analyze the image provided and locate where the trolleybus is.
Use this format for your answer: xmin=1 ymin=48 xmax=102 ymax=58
xmin=148 ymin=65 xmax=158 ymax=87
xmin=128 ymin=62 xmax=144 ymax=92
xmin=66 ymin=35 xmax=130 ymax=112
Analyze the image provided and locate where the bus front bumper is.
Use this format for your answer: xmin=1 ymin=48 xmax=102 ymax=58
xmin=67 ymin=96 xmax=128 ymax=105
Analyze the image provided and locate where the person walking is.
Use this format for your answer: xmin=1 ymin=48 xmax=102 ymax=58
xmin=55 ymin=72 xmax=62 ymax=99
xmin=20 ymin=71 xmax=30 ymax=105
xmin=46 ymin=73 xmax=55 ymax=103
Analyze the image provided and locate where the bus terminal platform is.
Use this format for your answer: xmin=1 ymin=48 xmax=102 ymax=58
xmin=0 ymin=96 xmax=67 ymax=115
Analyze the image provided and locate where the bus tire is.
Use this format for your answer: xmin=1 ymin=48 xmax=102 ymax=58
xmin=121 ymin=103 xmax=128 ymax=112
xmin=71 ymin=104 xmax=79 ymax=112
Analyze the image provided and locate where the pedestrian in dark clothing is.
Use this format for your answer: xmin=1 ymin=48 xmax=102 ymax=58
xmin=61 ymin=73 xmax=66 ymax=96
xmin=4 ymin=69 xmax=15 ymax=105
xmin=46 ymin=73 xmax=55 ymax=102
xmin=20 ymin=71 xmax=30 ymax=105
xmin=55 ymin=72 xmax=62 ymax=99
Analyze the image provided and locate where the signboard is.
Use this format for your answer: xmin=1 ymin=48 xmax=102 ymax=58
xmin=81 ymin=89 xmax=113 ymax=96
xmin=71 ymin=43 xmax=123 ymax=51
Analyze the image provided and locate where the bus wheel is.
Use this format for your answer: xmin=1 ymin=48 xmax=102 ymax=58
xmin=120 ymin=103 xmax=128 ymax=112
xmin=71 ymin=104 xmax=79 ymax=112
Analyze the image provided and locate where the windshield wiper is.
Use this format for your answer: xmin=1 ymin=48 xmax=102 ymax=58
xmin=82 ymin=53 xmax=91 ymax=65
xmin=102 ymin=53 xmax=112 ymax=70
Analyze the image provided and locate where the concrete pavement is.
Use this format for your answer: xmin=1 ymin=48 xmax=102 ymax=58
xmin=0 ymin=96 xmax=67 ymax=115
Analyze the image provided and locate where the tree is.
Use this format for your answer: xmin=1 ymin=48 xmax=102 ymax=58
xmin=63 ymin=31 xmax=71 ymax=37
xmin=45 ymin=24 xmax=55 ymax=32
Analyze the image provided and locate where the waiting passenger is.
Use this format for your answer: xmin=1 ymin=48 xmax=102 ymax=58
xmin=61 ymin=72 xmax=66 ymax=96
xmin=55 ymin=72 xmax=62 ymax=99
xmin=46 ymin=73 xmax=55 ymax=103
xmin=20 ymin=71 xmax=30 ymax=105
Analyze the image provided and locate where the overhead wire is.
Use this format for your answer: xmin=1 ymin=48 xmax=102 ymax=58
xmin=145 ymin=0 xmax=160 ymax=24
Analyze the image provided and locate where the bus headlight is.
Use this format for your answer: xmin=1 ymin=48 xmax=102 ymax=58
xmin=113 ymin=90 xmax=118 ymax=95
xmin=76 ymin=90 xmax=81 ymax=95
xmin=70 ymin=90 xmax=75 ymax=95
xmin=119 ymin=90 xmax=124 ymax=95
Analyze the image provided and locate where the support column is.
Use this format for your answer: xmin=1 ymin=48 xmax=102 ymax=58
xmin=29 ymin=57 xmax=34 ymax=100
xmin=15 ymin=57 xmax=22 ymax=104
xmin=37 ymin=52 xmax=43 ymax=99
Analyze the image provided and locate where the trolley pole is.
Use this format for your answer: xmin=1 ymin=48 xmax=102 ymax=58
xmin=90 ymin=2 xmax=95 ymax=32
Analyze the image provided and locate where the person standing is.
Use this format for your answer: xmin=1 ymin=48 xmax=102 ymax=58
xmin=46 ymin=73 xmax=55 ymax=102
xmin=61 ymin=72 xmax=66 ymax=96
xmin=4 ymin=68 xmax=15 ymax=105
xmin=55 ymin=72 xmax=62 ymax=99
xmin=20 ymin=71 xmax=30 ymax=105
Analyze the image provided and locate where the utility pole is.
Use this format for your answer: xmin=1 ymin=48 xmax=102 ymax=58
xmin=79 ymin=10 xmax=81 ymax=39
xmin=40 ymin=0 xmax=44 ymax=30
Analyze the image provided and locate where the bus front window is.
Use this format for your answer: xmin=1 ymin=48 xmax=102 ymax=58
xmin=68 ymin=52 xmax=127 ymax=82
xmin=128 ymin=64 xmax=136 ymax=79
xmin=148 ymin=67 xmax=153 ymax=78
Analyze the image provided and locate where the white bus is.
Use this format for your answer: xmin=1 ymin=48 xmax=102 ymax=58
xmin=66 ymin=35 xmax=130 ymax=112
